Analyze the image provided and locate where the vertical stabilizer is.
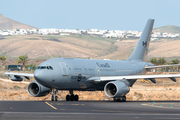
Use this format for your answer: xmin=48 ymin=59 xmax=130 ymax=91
xmin=126 ymin=19 xmax=154 ymax=61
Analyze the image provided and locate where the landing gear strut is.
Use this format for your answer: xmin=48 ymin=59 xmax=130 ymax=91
xmin=66 ymin=90 xmax=79 ymax=101
xmin=51 ymin=89 xmax=58 ymax=101
xmin=113 ymin=96 xmax=126 ymax=102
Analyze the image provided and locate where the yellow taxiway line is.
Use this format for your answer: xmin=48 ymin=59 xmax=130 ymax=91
xmin=45 ymin=102 xmax=57 ymax=110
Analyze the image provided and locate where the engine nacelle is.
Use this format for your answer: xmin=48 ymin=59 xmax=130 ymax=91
xmin=104 ymin=81 xmax=130 ymax=98
xmin=27 ymin=81 xmax=51 ymax=97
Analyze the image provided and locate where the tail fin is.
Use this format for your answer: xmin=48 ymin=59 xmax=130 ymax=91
xmin=126 ymin=19 xmax=154 ymax=61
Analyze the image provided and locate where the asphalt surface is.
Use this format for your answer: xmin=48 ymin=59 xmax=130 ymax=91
xmin=0 ymin=101 xmax=180 ymax=120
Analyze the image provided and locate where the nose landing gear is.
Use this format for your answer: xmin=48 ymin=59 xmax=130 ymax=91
xmin=51 ymin=89 xmax=58 ymax=101
xmin=66 ymin=90 xmax=79 ymax=101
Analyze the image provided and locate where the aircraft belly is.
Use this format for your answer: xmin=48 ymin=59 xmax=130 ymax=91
xmin=53 ymin=76 xmax=103 ymax=90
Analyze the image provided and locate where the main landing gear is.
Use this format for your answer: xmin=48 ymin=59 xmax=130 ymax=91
xmin=51 ymin=89 xmax=58 ymax=101
xmin=66 ymin=90 xmax=79 ymax=101
xmin=113 ymin=96 xmax=126 ymax=102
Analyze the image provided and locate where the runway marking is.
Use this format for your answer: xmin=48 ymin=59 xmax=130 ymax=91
xmin=71 ymin=104 xmax=84 ymax=106
xmin=56 ymin=103 xmax=84 ymax=106
xmin=45 ymin=102 xmax=57 ymax=110
xmin=57 ymin=103 xmax=65 ymax=105
xmin=141 ymin=104 xmax=180 ymax=109
xmin=91 ymin=110 xmax=127 ymax=113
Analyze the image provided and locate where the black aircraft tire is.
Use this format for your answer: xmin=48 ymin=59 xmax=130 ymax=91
xmin=113 ymin=98 xmax=117 ymax=102
xmin=66 ymin=95 xmax=70 ymax=101
xmin=55 ymin=96 xmax=58 ymax=101
xmin=71 ymin=95 xmax=75 ymax=101
xmin=74 ymin=95 xmax=79 ymax=101
xmin=122 ymin=96 xmax=126 ymax=102
xmin=116 ymin=97 xmax=122 ymax=102
xmin=123 ymin=96 xmax=126 ymax=102
xmin=117 ymin=98 xmax=121 ymax=102
xmin=51 ymin=96 xmax=54 ymax=101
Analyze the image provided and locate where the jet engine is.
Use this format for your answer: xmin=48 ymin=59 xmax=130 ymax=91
xmin=104 ymin=81 xmax=130 ymax=98
xmin=27 ymin=81 xmax=51 ymax=97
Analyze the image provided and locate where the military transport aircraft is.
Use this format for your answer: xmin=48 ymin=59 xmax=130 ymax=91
xmin=5 ymin=19 xmax=180 ymax=102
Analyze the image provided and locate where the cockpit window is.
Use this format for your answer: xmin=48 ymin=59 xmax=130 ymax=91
xmin=47 ymin=66 xmax=50 ymax=69
xmin=37 ymin=66 xmax=53 ymax=70
xmin=49 ymin=66 xmax=53 ymax=70
xmin=40 ymin=66 xmax=46 ymax=69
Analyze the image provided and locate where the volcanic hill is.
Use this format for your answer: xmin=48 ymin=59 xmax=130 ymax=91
xmin=0 ymin=13 xmax=36 ymax=30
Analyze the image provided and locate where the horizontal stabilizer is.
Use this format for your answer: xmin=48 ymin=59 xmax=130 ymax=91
xmin=145 ymin=64 xmax=180 ymax=69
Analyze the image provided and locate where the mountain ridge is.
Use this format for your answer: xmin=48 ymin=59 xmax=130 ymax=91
xmin=0 ymin=13 xmax=37 ymax=30
xmin=153 ymin=25 xmax=180 ymax=34
xmin=1 ymin=13 xmax=180 ymax=34
xmin=0 ymin=35 xmax=180 ymax=62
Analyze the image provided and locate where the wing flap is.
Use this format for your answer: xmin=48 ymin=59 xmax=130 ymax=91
xmin=148 ymin=78 xmax=156 ymax=84
xmin=169 ymin=77 xmax=176 ymax=82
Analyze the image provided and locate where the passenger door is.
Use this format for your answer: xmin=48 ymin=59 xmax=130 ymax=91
xmin=59 ymin=62 xmax=68 ymax=76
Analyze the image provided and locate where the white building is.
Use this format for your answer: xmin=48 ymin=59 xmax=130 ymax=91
xmin=60 ymin=33 xmax=70 ymax=36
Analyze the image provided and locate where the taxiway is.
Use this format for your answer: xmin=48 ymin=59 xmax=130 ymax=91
xmin=0 ymin=101 xmax=179 ymax=120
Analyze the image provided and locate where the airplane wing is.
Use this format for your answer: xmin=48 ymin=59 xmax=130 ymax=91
xmin=145 ymin=64 xmax=180 ymax=69
xmin=87 ymin=74 xmax=180 ymax=83
xmin=4 ymin=72 xmax=34 ymax=77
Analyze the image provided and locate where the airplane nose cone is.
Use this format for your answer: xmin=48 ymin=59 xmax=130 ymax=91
xmin=34 ymin=71 xmax=44 ymax=83
xmin=34 ymin=70 xmax=52 ymax=88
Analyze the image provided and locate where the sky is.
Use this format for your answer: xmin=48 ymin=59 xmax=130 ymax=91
xmin=0 ymin=0 xmax=179 ymax=31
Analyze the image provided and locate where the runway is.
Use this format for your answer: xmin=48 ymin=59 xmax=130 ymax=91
xmin=0 ymin=101 xmax=180 ymax=120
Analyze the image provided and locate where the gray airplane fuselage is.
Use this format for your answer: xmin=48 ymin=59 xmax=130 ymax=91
xmin=34 ymin=58 xmax=150 ymax=91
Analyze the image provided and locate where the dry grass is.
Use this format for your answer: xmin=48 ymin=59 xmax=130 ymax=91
xmin=1 ymin=35 xmax=180 ymax=61
xmin=0 ymin=35 xmax=116 ymax=59
xmin=0 ymin=77 xmax=180 ymax=101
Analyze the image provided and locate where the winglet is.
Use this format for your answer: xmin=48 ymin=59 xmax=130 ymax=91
xmin=8 ymin=69 xmax=11 ymax=73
